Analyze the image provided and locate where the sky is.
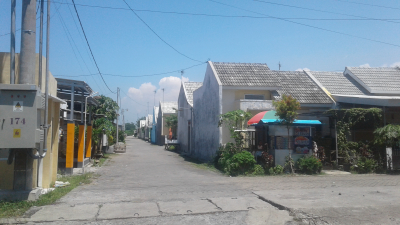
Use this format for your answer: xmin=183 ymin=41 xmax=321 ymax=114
xmin=1 ymin=0 xmax=400 ymax=124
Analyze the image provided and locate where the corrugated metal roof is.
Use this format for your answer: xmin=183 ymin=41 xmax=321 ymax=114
xmin=347 ymin=67 xmax=400 ymax=93
xmin=160 ymin=101 xmax=177 ymax=114
xmin=310 ymin=71 xmax=368 ymax=95
xmin=272 ymin=71 xmax=333 ymax=104
xmin=211 ymin=62 xmax=280 ymax=87
xmin=183 ymin=82 xmax=203 ymax=106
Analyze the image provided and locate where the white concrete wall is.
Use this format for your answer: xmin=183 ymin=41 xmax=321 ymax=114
xmin=177 ymin=84 xmax=192 ymax=154
xmin=193 ymin=64 xmax=221 ymax=161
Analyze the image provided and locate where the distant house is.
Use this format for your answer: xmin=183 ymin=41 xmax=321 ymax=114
xmin=177 ymin=82 xmax=203 ymax=154
xmin=151 ymin=106 xmax=159 ymax=144
xmin=192 ymin=61 xmax=334 ymax=161
xmin=156 ymin=101 xmax=178 ymax=145
xmin=308 ymin=67 xmax=400 ymax=169
xmin=138 ymin=120 xmax=146 ymax=139
xmin=145 ymin=114 xmax=153 ymax=141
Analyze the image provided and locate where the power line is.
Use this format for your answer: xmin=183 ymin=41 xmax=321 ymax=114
xmin=0 ymin=2 xmax=63 ymax=38
xmin=121 ymin=0 xmax=204 ymax=63
xmin=53 ymin=61 xmax=206 ymax=77
xmin=54 ymin=1 xmax=106 ymax=94
xmin=208 ymin=0 xmax=400 ymax=48
xmin=332 ymin=0 xmax=400 ymax=11
xmin=71 ymin=0 xmax=116 ymax=94
xmin=34 ymin=1 xmax=400 ymax=21
xmin=253 ymin=0 xmax=400 ymax=24
xmin=62 ymin=0 xmax=107 ymax=94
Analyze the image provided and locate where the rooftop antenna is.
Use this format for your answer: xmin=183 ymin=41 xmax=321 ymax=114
xmin=278 ymin=62 xmax=281 ymax=71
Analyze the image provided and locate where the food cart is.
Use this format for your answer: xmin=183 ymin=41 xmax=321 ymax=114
xmin=254 ymin=119 xmax=322 ymax=166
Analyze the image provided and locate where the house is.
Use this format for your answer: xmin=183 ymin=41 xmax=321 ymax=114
xmin=177 ymin=82 xmax=202 ymax=154
xmin=156 ymin=101 xmax=178 ymax=145
xmin=56 ymin=78 xmax=98 ymax=174
xmin=151 ymin=106 xmax=159 ymax=144
xmin=145 ymin=114 xmax=153 ymax=141
xmin=307 ymin=67 xmax=400 ymax=169
xmin=138 ymin=120 xmax=146 ymax=139
xmin=192 ymin=61 xmax=334 ymax=161
xmin=0 ymin=53 xmax=65 ymax=193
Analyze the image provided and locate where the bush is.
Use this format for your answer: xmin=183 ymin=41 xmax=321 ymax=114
xmin=215 ymin=143 xmax=240 ymax=170
xmin=268 ymin=165 xmax=284 ymax=175
xmin=296 ymin=155 xmax=322 ymax=174
xmin=225 ymin=151 xmax=256 ymax=176
xmin=356 ymin=157 xmax=377 ymax=173
xmin=252 ymin=164 xmax=265 ymax=175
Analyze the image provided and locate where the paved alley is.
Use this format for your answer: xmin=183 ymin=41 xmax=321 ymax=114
xmin=7 ymin=137 xmax=400 ymax=224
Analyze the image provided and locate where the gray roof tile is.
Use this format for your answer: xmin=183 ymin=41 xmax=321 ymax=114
xmin=272 ymin=71 xmax=333 ymax=104
xmin=310 ymin=71 xmax=369 ymax=95
xmin=160 ymin=101 xmax=177 ymax=114
xmin=183 ymin=82 xmax=203 ymax=106
xmin=347 ymin=67 xmax=400 ymax=93
xmin=211 ymin=62 xmax=280 ymax=87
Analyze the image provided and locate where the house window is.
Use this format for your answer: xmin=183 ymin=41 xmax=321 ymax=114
xmin=244 ymin=94 xmax=264 ymax=100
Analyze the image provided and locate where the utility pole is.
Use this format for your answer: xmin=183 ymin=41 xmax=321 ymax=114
xmin=14 ymin=0 xmax=37 ymax=191
xmin=19 ymin=0 xmax=37 ymax=85
xmin=38 ymin=0 xmax=44 ymax=88
xmin=162 ymin=88 xmax=165 ymax=105
xmin=278 ymin=62 xmax=281 ymax=71
xmin=153 ymin=90 xmax=156 ymax=107
xmin=116 ymin=87 xmax=120 ymax=146
xmin=10 ymin=0 xmax=16 ymax=84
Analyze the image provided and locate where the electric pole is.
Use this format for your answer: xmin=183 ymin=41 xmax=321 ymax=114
xmin=10 ymin=0 xmax=16 ymax=84
xmin=153 ymin=90 xmax=156 ymax=107
xmin=116 ymin=87 xmax=120 ymax=146
xmin=19 ymin=0 xmax=37 ymax=85
xmin=278 ymin=62 xmax=281 ymax=71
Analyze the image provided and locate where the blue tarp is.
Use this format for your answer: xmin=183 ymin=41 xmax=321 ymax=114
xmin=258 ymin=119 xmax=321 ymax=125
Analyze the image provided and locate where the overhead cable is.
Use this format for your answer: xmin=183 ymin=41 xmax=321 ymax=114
xmin=253 ymin=0 xmax=400 ymax=24
xmin=71 ymin=0 xmax=116 ymax=94
xmin=209 ymin=0 xmax=400 ymax=48
xmin=121 ymin=0 xmax=204 ymax=63
xmin=54 ymin=61 xmax=207 ymax=78
xmin=332 ymin=0 xmax=400 ymax=11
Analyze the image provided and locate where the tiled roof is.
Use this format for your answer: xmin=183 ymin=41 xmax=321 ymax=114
xmin=160 ymin=101 xmax=177 ymax=114
xmin=309 ymin=71 xmax=368 ymax=95
xmin=271 ymin=71 xmax=333 ymax=104
xmin=211 ymin=62 xmax=280 ymax=87
xmin=346 ymin=67 xmax=400 ymax=93
xmin=183 ymin=82 xmax=203 ymax=106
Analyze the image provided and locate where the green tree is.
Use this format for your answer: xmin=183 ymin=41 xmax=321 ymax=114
xmin=125 ymin=122 xmax=136 ymax=136
xmin=92 ymin=95 xmax=119 ymax=121
xmin=90 ymin=96 xmax=119 ymax=151
xmin=218 ymin=110 xmax=252 ymax=147
xmin=272 ymin=94 xmax=300 ymax=173
xmin=374 ymin=124 xmax=400 ymax=147
xmin=165 ymin=115 xmax=178 ymax=138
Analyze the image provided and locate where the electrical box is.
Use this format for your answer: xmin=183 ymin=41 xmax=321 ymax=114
xmin=0 ymin=84 xmax=44 ymax=149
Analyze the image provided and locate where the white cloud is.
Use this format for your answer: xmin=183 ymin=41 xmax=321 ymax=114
xmin=390 ymin=61 xmax=400 ymax=67
xmin=295 ymin=68 xmax=310 ymax=72
xmin=359 ymin=63 xmax=371 ymax=68
xmin=123 ymin=76 xmax=188 ymax=122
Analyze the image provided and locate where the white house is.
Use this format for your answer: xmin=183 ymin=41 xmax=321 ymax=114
xmin=156 ymin=101 xmax=178 ymax=145
xmin=177 ymin=82 xmax=203 ymax=154
xmin=192 ymin=61 xmax=334 ymax=161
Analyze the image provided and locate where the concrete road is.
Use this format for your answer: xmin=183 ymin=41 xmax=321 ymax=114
xmin=12 ymin=137 xmax=400 ymax=224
